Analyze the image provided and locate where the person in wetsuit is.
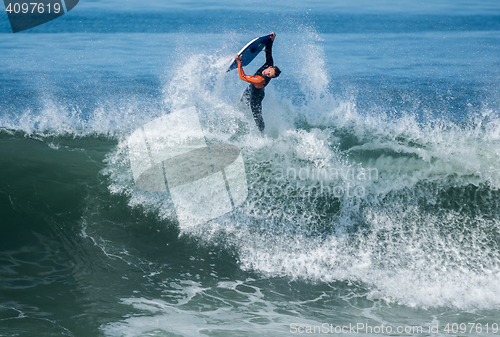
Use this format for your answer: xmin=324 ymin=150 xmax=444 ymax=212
xmin=235 ymin=32 xmax=281 ymax=132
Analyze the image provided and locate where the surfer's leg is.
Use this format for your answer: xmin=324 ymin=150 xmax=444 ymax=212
xmin=251 ymin=103 xmax=264 ymax=132
xmin=250 ymin=96 xmax=265 ymax=132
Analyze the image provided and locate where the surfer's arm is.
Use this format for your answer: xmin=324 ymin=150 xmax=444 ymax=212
xmin=264 ymin=33 xmax=275 ymax=66
xmin=237 ymin=60 xmax=266 ymax=88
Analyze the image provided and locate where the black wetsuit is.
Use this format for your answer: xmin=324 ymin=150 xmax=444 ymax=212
xmin=240 ymin=39 xmax=274 ymax=132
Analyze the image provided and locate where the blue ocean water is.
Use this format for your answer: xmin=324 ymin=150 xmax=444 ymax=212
xmin=1 ymin=0 xmax=500 ymax=336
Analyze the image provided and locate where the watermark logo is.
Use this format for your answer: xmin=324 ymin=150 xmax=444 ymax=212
xmin=252 ymin=165 xmax=379 ymax=201
xmin=127 ymin=107 xmax=248 ymax=228
xmin=3 ymin=0 xmax=79 ymax=33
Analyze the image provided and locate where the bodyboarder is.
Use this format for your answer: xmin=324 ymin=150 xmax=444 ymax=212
xmin=235 ymin=32 xmax=281 ymax=132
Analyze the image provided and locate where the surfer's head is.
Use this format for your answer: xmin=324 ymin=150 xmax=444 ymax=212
xmin=263 ymin=66 xmax=281 ymax=78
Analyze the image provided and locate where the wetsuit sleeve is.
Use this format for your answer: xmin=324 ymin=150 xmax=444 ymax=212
xmin=264 ymin=39 xmax=274 ymax=66
xmin=237 ymin=60 xmax=266 ymax=88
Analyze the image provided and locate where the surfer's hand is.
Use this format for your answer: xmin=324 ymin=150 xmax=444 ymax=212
xmin=234 ymin=54 xmax=242 ymax=62
xmin=270 ymin=32 xmax=276 ymax=41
